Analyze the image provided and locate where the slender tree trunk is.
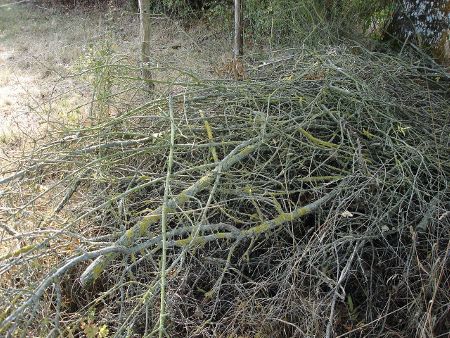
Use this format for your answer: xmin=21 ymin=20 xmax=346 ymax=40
xmin=233 ymin=0 xmax=243 ymax=59
xmin=232 ymin=0 xmax=245 ymax=80
xmin=138 ymin=0 xmax=154 ymax=90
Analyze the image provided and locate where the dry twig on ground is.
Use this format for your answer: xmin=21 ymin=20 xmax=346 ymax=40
xmin=1 ymin=44 xmax=449 ymax=337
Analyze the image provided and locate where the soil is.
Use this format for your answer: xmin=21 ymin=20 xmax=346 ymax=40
xmin=0 ymin=0 xmax=230 ymax=161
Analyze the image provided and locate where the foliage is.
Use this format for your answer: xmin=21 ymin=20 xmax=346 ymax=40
xmin=242 ymin=0 xmax=397 ymax=44
xmin=38 ymin=0 xmax=398 ymax=45
xmin=1 ymin=1 xmax=448 ymax=337
xmin=37 ymin=0 xmax=132 ymax=8
xmin=146 ymin=0 xmax=230 ymax=18
xmin=143 ymin=0 xmax=399 ymax=45
xmin=76 ymin=41 xmax=116 ymax=122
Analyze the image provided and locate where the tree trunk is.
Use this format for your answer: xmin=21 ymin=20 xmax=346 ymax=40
xmin=233 ymin=0 xmax=243 ymax=59
xmin=232 ymin=0 xmax=245 ymax=80
xmin=138 ymin=0 xmax=154 ymax=90
xmin=387 ymin=0 xmax=449 ymax=64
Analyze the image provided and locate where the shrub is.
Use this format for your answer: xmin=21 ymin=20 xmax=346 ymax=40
xmin=242 ymin=0 xmax=396 ymax=45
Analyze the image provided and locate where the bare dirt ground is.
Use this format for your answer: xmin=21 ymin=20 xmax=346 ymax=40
xmin=0 ymin=2 xmax=107 ymax=156
xmin=0 ymin=1 xmax=229 ymax=162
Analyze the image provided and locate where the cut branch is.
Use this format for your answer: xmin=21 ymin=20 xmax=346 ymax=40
xmin=80 ymin=136 xmax=263 ymax=285
xmin=158 ymin=96 xmax=175 ymax=337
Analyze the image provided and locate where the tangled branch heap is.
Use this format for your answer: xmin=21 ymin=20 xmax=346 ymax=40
xmin=1 ymin=45 xmax=449 ymax=337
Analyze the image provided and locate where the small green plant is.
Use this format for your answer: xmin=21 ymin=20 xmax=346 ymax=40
xmin=238 ymin=0 xmax=397 ymax=45
xmin=150 ymin=0 xmax=194 ymax=17
xmin=205 ymin=2 xmax=233 ymax=29
xmin=346 ymin=294 xmax=358 ymax=322
xmin=366 ymin=5 xmax=396 ymax=40
xmin=79 ymin=308 xmax=110 ymax=338
xmin=75 ymin=39 xmax=118 ymax=124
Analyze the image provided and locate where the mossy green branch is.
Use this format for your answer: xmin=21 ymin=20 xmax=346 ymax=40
xmin=298 ymin=128 xmax=338 ymax=149
xmin=242 ymin=189 xmax=337 ymax=236
xmin=298 ymin=175 xmax=344 ymax=183
xmin=139 ymin=187 xmax=340 ymax=250
xmin=1 ymin=244 xmax=37 ymax=261
xmin=120 ymin=186 xmax=342 ymax=266
xmin=199 ymin=110 xmax=219 ymax=163
xmin=80 ymin=136 xmax=263 ymax=286
xmin=158 ymin=95 xmax=175 ymax=338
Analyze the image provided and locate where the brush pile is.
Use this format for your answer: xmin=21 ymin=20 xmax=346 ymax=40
xmin=1 ymin=44 xmax=449 ymax=337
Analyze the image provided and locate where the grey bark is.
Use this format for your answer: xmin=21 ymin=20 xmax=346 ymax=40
xmin=387 ymin=0 xmax=449 ymax=63
xmin=234 ymin=0 xmax=243 ymax=59
xmin=138 ymin=0 xmax=154 ymax=90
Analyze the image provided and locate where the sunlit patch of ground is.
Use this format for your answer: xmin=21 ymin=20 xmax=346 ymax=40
xmin=0 ymin=50 xmax=41 ymax=143
xmin=0 ymin=0 xmax=228 ymax=150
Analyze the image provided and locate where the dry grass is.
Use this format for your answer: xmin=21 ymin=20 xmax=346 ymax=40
xmin=0 ymin=0 xmax=229 ymax=150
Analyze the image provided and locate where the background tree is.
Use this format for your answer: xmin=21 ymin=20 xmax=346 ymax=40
xmin=232 ymin=0 xmax=245 ymax=79
xmin=138 ymin=0 xmax=154 ymax=90
xmin=234 ymin=0 xmax=243 ymax=59
xmin=387 ymin=0 xmax=449 ymax=64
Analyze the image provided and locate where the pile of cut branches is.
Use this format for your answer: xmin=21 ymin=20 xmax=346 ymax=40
xmin=1 ymin=44 xmax=449 ymax=337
